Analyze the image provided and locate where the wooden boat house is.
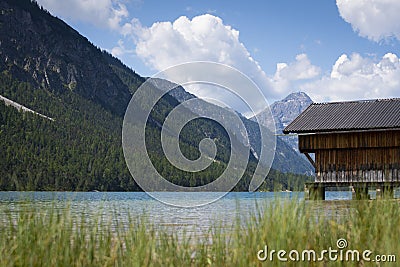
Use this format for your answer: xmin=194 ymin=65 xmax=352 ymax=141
xmin=283 ymin=98 xmax=400 ymax=200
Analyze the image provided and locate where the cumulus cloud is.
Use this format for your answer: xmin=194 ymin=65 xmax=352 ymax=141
xmin=132 ymin=14 xmax=282 ymax=113
xmin=122 ymin=14 xmax=323 ymax=112
xmin=301 ymin=53 xmax=400 ymax=102
xmin=337 ymin=0 xmax=400 ymax=42
xmin=268 ymin=54 xmax=321 ymax=97
xmin=36 ymin=0 xmax=129 ymax=31
xmin=273 ymin=54 xmax=320 ymax=81
xmin=134 ymin=15 xmax=261 ymax=72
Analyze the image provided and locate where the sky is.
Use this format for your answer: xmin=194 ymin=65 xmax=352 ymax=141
xmin=36 ymin=0 xmax=400 ymax=114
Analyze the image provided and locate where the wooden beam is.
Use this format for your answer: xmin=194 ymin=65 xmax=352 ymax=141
xmin=304 ymin=152 xmax=316 ymax=168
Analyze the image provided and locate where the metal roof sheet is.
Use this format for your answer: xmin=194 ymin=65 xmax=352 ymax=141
xmin=283 ymin=98 xmax=400 ymax=134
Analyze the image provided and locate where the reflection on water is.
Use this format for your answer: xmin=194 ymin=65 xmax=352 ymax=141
xmin=0 ymin=191 xmax=395 ymax=236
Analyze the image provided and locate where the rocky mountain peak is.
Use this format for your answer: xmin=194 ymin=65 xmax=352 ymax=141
xmin=282 ymin=91 xmax=311 ymax=101
xmin=250 ymin=91 xmax=313 ymax=159
xmin=271 ymin=91 xmax=313 ymax=130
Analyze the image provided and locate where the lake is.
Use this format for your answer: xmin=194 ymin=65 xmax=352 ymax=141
xmin=0 ymin=191 xmax=358 ymax=236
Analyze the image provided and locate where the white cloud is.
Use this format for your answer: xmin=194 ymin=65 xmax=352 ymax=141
xmin=135 ymin=15 xmax=255 ymax=70
xmin=268 ymin=54 xmax=321 ymax=97
xmin=111 ymin=39 xmax=135 ymax=57
xmin=301 ymin=53 xmax=400 ymax=102
xmin=130 ymin=15 xmax=325 ymax=111
xmin=36 ymin=0 xmax=129 ymax=31
xmin=273 ymin=54 xmax=320 ymax=81
xmin=132 ymin=14 xmax=281 ymax=113
xmin=337 ymin=0 xmax=400 ymax=42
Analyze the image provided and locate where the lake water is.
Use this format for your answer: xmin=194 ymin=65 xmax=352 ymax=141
xmin=0 ymin=191 xmax=357 ymax=236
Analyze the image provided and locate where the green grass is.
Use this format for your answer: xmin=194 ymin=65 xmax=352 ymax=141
xmin=0 ymin=199 xmax=399 ymax=266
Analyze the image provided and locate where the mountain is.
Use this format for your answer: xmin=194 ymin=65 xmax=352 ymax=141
xmin=0 ymin=0 xmax=135 ymax=116
xmin=253 ymin=92 xmax=313 ymax=153
xmin=0 ymin=0 xmax=147 ymax=191
xmin=0 ymin=0 xmax=246 ymax=191
xmin=0 ymin=0 xmax=312 ymax=191
xmin=150 ymin=78 xmax=314 ymax=175
xmin=270 ymin=92 xmax=313 ymax=133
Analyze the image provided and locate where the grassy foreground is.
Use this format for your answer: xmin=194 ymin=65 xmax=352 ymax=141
xmin=0 ymin=199 xmax=399 ymax=266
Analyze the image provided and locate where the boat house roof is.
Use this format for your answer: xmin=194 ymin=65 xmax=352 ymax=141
xmin=283 ymin=98 xmax=400 ymax=134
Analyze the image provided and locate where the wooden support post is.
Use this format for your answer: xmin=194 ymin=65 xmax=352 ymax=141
xmin=376 ymin=185 xmax=382 ymax=199
xmin=304 ymin=184 xmax=310 ymax=200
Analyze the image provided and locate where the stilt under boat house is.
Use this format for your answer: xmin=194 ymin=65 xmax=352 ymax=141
xmin=283 ymin=98 xmax=400 ymax=200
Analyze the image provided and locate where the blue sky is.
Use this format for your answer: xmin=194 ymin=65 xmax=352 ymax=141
xmin=36 ymin=0 xmax=400 ymax=112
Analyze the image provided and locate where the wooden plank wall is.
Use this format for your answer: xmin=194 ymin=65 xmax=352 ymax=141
xmin=299 ymin=130 xmax=400 ymax=183
xmin=299 ymin=130 xmax=400 ymax=152
xmin=315 ymin=148 xmax=400 ymax=182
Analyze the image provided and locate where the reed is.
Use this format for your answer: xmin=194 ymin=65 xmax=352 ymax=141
xmin=0 ymin=198 xmax=399 ymax=266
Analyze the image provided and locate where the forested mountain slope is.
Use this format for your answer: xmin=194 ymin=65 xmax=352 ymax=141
xmin=0 ymin=0 xmax=311 ymax=191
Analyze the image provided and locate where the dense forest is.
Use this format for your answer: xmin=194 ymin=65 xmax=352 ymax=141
xmin=0 ymin=72 xmax=311 ymax=191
